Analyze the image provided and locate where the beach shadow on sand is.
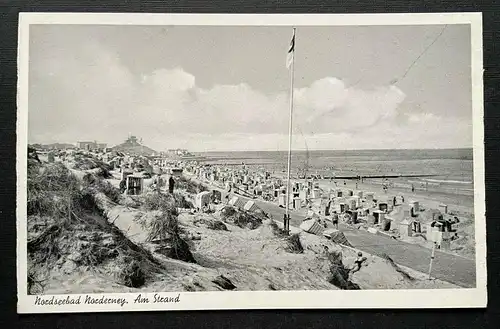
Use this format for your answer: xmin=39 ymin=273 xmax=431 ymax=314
xmin=191 ymin=252 xmax=247 ymax=271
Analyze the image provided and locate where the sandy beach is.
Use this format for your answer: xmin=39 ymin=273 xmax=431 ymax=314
xmin=183 ymin=171 xmax=476 ymax=287
xmin=316 ymin=178 xmax=474 ymax=215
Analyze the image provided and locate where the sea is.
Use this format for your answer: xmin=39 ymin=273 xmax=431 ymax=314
xmin=196 ymin=148 xmax=474 ymax=197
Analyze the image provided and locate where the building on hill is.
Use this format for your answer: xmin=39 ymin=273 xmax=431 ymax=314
xmin=111 ymin=135 xmax=157 ymax=156
xmin=164 ymin=148 xmax=199 ymax=159
xmin=77 ymin=141 xmax=94 ymax=150
xmin=127 ymin=135 xmax=139 ymax=144
xmin=167 ymin=149 xmax=189 ymax=156
xmin=77 ymin=141 xmax=107 ymax=151
xmin=30 ymin=143 xmax=75 ymax=150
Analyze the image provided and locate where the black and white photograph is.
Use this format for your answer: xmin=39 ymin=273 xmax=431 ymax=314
xmin=17 ymin=13 xmax=486 ymax=313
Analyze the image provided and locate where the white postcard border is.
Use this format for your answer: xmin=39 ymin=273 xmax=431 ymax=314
xmin=17 ymin=12 xmax=486 ymax=313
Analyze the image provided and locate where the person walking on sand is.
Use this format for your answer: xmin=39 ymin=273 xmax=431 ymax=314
xmin=155 ymin=173 xmax=162 ymax=192
xmin=119 ymin=179 xmax=127 ymax=194
xmin=168 ymin=176 xmax=175 ymax=194
xmin=411 ymin=184 xmax=415 ymax=193
xmin=332 ymin=211 xmax=339 ymax=230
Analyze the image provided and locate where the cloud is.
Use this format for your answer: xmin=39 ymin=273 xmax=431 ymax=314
xmin=88 ymin=67 xmax=406 ymax=138
xmin=28 ymin=39 xmax=471 ymax=151
xmin=129 ymin=71 xmax=407 ymax=135
xmin=294 ymin=80 xmax=406 ymax=133
xmin=407 ymin=112 xmax=438 ymax=123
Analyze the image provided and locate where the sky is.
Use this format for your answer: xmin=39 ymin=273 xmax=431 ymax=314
xmin=27 ymin=24 xmax=473 ymax=152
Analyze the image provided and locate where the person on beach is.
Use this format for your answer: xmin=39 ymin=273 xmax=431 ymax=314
xmin=350 ymin=252 xmax=367 ymax=274
xmin=401 ymin=195 xmax=405 ymax=203
xmin=306 ymin=205 xmax=315 ymax=219
xmin=28 ymin=146 xmax=41 ymax=163
xmin=155 ymin=173 xmax=162 ymax=192
xmin=411 ymin=184 xmax=415 ymax=193
xmin=413 ymin=219 xmax=422 ymax=233
xmin=168 ymin=176 xmax=175 ymax=194
xmin=332 ymin=211 xmax=339 ymax=229
xmin=119 ymin=179 xmax=126 ymax=194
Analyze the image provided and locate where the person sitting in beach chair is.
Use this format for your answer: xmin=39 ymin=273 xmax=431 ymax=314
xmin=412 ymin=219 xmax=422 ymax=233
xmin=441 ymin=216 xmax=460 ymax=232
xmin=431 ymin=220 xmax=445 ymax=232
xmin=448 ymin=216 xmax=460 ymax=232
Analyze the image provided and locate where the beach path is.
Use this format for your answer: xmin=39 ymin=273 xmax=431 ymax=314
xmin=339 ymin=226 xmax=476 ymax=288
xmin=228 ymin=193 xmax=476 ymax=288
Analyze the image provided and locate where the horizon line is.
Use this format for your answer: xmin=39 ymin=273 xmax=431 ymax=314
xmin=192 ymin=147 xmax=473 ymax=153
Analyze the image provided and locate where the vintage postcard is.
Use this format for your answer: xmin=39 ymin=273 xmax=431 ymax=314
xmin=17 ymin=13 xmax=486 ymax=313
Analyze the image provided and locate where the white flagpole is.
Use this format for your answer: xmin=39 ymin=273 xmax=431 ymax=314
xmin=285 ymin=27 xmax=296 ymax=233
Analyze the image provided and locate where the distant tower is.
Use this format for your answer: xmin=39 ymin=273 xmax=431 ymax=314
xmin=127 ymin=135 xmax=138 ymax=144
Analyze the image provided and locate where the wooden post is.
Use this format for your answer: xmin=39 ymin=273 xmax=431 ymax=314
xmin=428 ymin=242 xmax=436 ymax=279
